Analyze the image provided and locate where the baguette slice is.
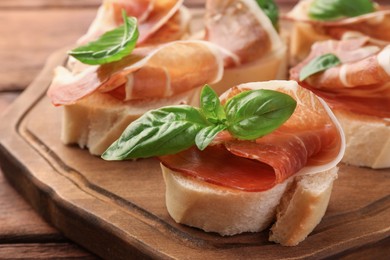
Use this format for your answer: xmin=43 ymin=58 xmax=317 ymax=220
xmin=159 ymin=80 xmax=345 ymax=246
xmin=269 ymin=168 xmax=337 ymax=246
xmin=333 ymin=110 xmax=390 ymax=169
xmin=162 ymin=164 xmax=337 ymax=246
xmin=61 ymin=87 xmax=201 ymax=155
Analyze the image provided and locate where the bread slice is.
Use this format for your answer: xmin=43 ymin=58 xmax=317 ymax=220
xmin=333 ymin=110 xmax=390 ymax=169
xmin=269 ymin=168 xmax=337 ymax=246
xmin=61 ymin=45 xmax=288 ymax=155
xmin=61 ymin=87 xmax=201 ymax=155
xmin=161 ymin=164 xmax=338 ymax=246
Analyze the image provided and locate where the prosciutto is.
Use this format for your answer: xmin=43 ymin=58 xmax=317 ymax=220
xmin=48 ymin=41 xmax=224 ymax=105
xmin=48 ymin=0 xmax=282 ymax=106
xmin=290 ymin=38 xmax=390 ymax=118
xmin=77 ymin=0 xmax=186 ymax=45
xmin=287 ymin=0 xmax=390 ymax=43
xmin=204 ymin=0 xmax=282 ymax=66
xmin=159 ymin=81 xmax=344 ymax=192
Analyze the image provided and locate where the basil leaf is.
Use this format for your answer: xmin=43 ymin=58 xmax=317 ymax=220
xmin=195 ymin=124 xmax=227 ymax=151
xmin=309 ymin=0 xmax=375 ymax=21
xmin=102 ymin=106 xmax=209 ymax=160
xmin=69 ymin=11 xmax=139 ymax=65
xmin=225 ymin=90 xmax=296 ymax=140
xmin=255 ymin=0 xmax=279 ymax=29
xmin=102 ymin=86 xmax=298 ymax=160
xmin=299 ymin=53 xmax=341 ymax=81
xmin=200 ymin=85 xmax=226 ymax=124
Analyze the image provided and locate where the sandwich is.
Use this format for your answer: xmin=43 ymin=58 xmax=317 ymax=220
xmin=286 ymin=0 xmax=390 ymax=65
xmin=290 ymin=37 xmax=390 ymax=168
xmin=47 ymin=0 xmax=288 ymax=156
xmin=102 ymin=81 xmax=345 ymax=246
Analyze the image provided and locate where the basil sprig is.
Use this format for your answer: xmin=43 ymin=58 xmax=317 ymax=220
xmin=308 ymin=0 xmax=375 ymax=21
xmin=299 ymin=53 xmax=341 ymax=81
xmin=255 ymin=0 xmax=279 ymax=29
xmin=69 ymin=10 xmax=139 ymax=65
xmin=102 ymin=85 xmax=296 ymax=160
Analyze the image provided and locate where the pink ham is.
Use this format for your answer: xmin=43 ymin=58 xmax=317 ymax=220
xmin=204 ymin=0 xmax=281 ymax=66
xmin=286 ymin=1 xmax=390 ymax=43
xmin=78 ymin=0 xmax=186 ymax=45
xmin=160 ymin=82 xmax=343 ymax=192
xmin=47 ymin=41 xmax=224 ymax=105
xmin=290 ymin=38 xmax=390 ymax=118
xmin=49 ymin=0 xmax=283 ymax=106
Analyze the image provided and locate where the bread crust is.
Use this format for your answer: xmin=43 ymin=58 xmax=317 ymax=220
xmin=61 ymin=88 xmax=201 ymax=155
xmin=333 ymin=109 xmax=390 ymax=169
xmin=161 ymin=164 xmax=292 ymax=236
xmin=161 ymin=164 xmax=338 ymax=246
xmin=269 ymin=168 xmax=337 ymax=246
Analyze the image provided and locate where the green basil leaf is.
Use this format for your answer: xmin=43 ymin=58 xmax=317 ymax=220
xmin=225 ymin=89 xmax=296 ymax=140
xmin=200 ymin=85 xmax=226 ymax=124
xmin=299 ymin=53 xmax=341 ymax=81
xmin=69 ymin=11 xmax=139 ymax=65
xmin=195 ymin=124 xmax=227 ymax=151
xmin=101 ymin=106 xmax=209 ymax=160
xmin=309 ymin=0 xmax=375 ymax=21
xmin=255 ymin=0 xmax=279 ymax=29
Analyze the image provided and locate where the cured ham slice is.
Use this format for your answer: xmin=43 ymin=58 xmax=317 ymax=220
xmin=204 ymin=0 xmax=283 ymax=66
xmin=49 ymin=0 xmax=284 ymax=106
xmin=287 ymin=0 xmax=390 ymax=42
xmin=136 ymin=0 xmax=185 ymax=44
xmin=49 ymin=0 xmax=287 ymax=108
xmin=290 ymin=38 xmax=390 ymax=118
xmin=48 ymin=41 xmax=224 ymax=105
xmin=302 ymin=37 xmax=380 ymax=63
xmin=286 ymin=0 xmax=390 ymax=64
xmin=77 ymin=0 xmax=187 ymax=45
xmin=110 ymin=0 xmax=153 ymax=24
xmin=159 ymin=81 xmax=344 ymax=192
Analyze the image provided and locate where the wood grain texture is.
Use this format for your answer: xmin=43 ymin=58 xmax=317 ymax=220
xmin=0 ymin=93 xmax=19 ymax=113
xmin=0 ymin=50 xmax=389 ymax=260
xmin=0 ymin=0 xmax=203 ymax=9
xmin=0 ymin=166 xmax=97 ymax=258
xmin=0 ymin=169 xmax=60 ymax=243
xmin=0 ymin=0 xmax=100 ymax=9
xmin=0 ymin=9 xmax=96 ymax=91
xmin=0 ymin=243 xmax=98 ymax=259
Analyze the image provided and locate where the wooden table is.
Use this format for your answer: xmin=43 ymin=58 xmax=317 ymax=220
xmin=0 ymin=0 xmax=389 ymax=259
xmin=0 ymin=0 xmax=101 ymax=258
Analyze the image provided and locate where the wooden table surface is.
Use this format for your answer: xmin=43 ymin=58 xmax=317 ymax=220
xmin=0 ymin=0 xmax=389 ymax=259
xmin=0 ymin=1 xmax=103 ymax=258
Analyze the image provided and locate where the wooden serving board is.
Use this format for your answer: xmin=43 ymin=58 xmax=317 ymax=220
xmin=1 ymin=52 xmax=390 ymax=259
